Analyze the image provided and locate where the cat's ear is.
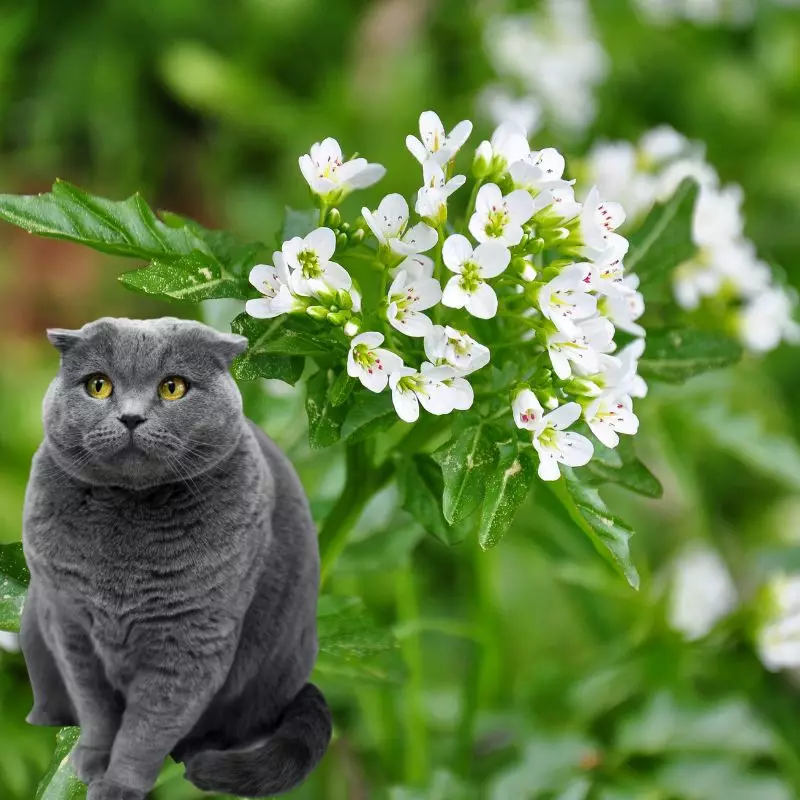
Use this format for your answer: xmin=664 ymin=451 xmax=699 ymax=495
xmin=209 ymin=333 xmax=249 ymax=366
xmin=46 ymin=328 xmax=83 ymax=354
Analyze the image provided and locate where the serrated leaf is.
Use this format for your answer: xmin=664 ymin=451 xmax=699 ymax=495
xmin=0 ymin=180 xmax=208 ymax=260
xmin=119 ymin=253 xmax=250 ymax=302
xmin=627 ymin=178 xmax=699 ymax=287
xmin=281 ymin=207 xmax=320 ymax=244
xmin=229 ymin=314 xmax=304 ymax=384
xmin=329 ymin=371 xmax=356 ymax=407
xmin=0 ymin=543 xmax=30 ymax=633
xmin=692 ymin=403 xmax=800 ymax=491
xmin=479 ymin=445 xmax=536 ymax=549
xmin=399 ymin=455 xmax=462 ymax=546
xmin=580 ymin=439 xmax=663 ymax=499
xmin=560 ymin=469 xmax=640 ymax=590
xmin=305 ymin=369 xmax=347 ymax=449
xmin=433 ymin=425 xmax=498 ymax=525
xmin=341 ymin=391 xmax=397 ymax=442
xmin=639 ymin=328 xmax=742 ymax=383
xmin=35 ymin=727 xmax=85 ymax=800
xmin=314 ymin=595 xmax=404 ymax=685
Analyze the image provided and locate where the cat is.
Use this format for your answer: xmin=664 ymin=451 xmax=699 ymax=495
xmin=20 ymin=316 xmax=331 ymax=800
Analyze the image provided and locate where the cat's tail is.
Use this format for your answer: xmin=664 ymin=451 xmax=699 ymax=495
xmin=183 ymin=683 xmax=332 ymax=797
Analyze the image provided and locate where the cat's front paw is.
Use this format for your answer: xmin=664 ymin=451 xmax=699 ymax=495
xmin=86 ymin=778 xmax=146 ymax=800
xmin=72 ymin=745 xmax=111 ymax=784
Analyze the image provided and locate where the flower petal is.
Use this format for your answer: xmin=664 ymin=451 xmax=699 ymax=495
xmin=406 ymin=135 xmax=428 ymax=164
xmin=443 ymin=235 xmax=473 ymax=273
xmin=474 ymin=241 xmax=511 ymax=278
xmin=305 ymin=227 xmax=337 ymax=262
xmin=545 ymin=402 xmax=582 ymax=430
xmin=465 ymin=282 xmax=498 ymax=319
xmin=392 ymin=387 xmax=420 ymax=423
xmin=555 ymin=432 xmax=594 ymax=467
xmin=504 ymin=189 xmax=536 ymax=225
xmin=475 ymin=183 xmax=503 ymax=215
xmin=442 ymin=276 xmax=468 ymax=309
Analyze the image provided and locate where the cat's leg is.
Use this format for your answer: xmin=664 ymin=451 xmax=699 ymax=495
xmin=19 ymin=584 xmax=77 ymax=727
xmin=87 ymin=641 xmax=234 ymax=800
xmin=48 ymin=616 xmax=123 ymax=784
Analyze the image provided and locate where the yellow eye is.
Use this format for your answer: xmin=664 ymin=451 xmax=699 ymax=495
xmin=86 ymin=374 xmax=113 ymax=399
xmin=158 ymin=376 xmax=188 ymax=401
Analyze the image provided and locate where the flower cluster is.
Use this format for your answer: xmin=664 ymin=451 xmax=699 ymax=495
xmin=245 ymin=111 xmax=648 ymax=481
xmin=481 ymin=0 xmax=608 ymax=135
xmin=584 ymin=126 xmax=800 ymax=353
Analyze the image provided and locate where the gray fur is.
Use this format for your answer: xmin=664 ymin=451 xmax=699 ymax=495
xmin=21 ymin=316 xmax=331 ymax=800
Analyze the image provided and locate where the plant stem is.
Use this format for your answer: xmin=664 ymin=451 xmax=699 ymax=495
xmin=318 ymin=443 xmax=394 ymax=586
xmin=395 ymin=561 xmax=429 ymax=786
xmin=433 ymin=224 xmax=445 ymax=324
xmin=462 ymin=178 xmax=483 ymax=234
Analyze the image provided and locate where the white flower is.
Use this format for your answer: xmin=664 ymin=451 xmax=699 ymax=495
xmin=282 ymin=227 xmax=352 ymax=297
xmin=579 ymin=185 xmax=629 ymax=261
xmin=585 ymin=141 xmax=656 ymax=221
xmin=546 ymin=316 xmax=615 ymax=380
xmin=0 ymin=631 xmax=20 ymax=652
xmin=299 ymin=137 xmax=385 ymax=199
xmin=509 ymin=155 xmax=573 ymax=215
xmin=406 ymin=110 xmax=473 ymax=166
xmin=474 ymin=122 xmax=530 ymax=175
xmin=512 ymin=388 xmax=545 ymax=431
xmin=424 ymin=325 xmax=491 ymax=375
xmin=421 ymin=362 xmax=475 ymax=411
xmin=468 ymin=183 xmax=536 ymax=246
xmin=739 ymin=287 xmax=800 ymax=354
xmin=415 ymin=161 xmax=467 ymax=224
xmin=441 ymin=234 xmax=511 ymax=319
xmin=386 ymin=269 xmax=442 ymax=337
xmin=538 ymin=264 xmax=597 ymax=337
xmin=757 ymin=574 xmax=800 ymax=672
xmin=603 ymin=338 xmax=648 ymax=399
xmin=547 ymin=183 xmax=584 ymax=222
xmin=530 ymin=402 xmax=594 ymax=481
xmin=584 ymin=394 xmax=639 ymax=449
xmin=362 ymin=193 xmax=437 ymax=257
xmin=346 ymin=332 xmax=403 ymax=393
xmin=669 ymin=544 xmax=738 ymax=642
xmin=605 ymin=274 xmax=645 ymax=337
xmin=389 ymin=366 xmax=457 ymax=423
xmin=245 ymin=255 xmax=304 ymax=318
xmin=393 ymin=254 xmax=435 ymax=281
xmin=639 ymin=125 xmax=691 ymax=166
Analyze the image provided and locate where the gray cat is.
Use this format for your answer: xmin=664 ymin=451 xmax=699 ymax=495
xmin=20 ymin=316 xmax=331 ymax=800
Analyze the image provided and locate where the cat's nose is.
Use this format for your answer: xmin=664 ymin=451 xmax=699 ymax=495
xmin=118 ymin=414 xmax=146 ymax=431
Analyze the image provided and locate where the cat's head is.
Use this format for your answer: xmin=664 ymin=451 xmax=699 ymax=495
xmin=42 ymin=317 xmax=248 ymax=489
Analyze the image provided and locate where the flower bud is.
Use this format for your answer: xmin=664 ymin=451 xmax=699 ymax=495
xmin=337 ymin=290 xmax=354 ymax=310
xmin=472 ymin=141 xmax=493 ymax=179
xmin=306 ymin=305 xmax=329 ymax=321
xmin=350 ymin=228 xmax=365 ymax=245
xmin=344 ymin=318 xmax=361 ymax=337
xmin=326 ymin=208 xmax=342 ymax=228
xmin=337 ymin=232 xmax=349 ymax=250
xmin=340 ymin=222 xmax=351 ymax=232
xmin=327 ymin=310 xmax=350 ymax=326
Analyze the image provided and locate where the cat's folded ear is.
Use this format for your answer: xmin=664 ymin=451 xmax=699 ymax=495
xmin=208 ymin=332 xmax=249 ymax=366
xmin=46 ymin=328 xmax=83 ymax=354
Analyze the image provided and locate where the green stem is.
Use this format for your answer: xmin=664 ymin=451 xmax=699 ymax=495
xmin=462 ymin=178 xmax=484 ymax=234
xmin=396 ymin=561 xmax=428 ymax=786
xmin=319 ymin=200 xmax=329 ymax=227
xmin=318 ymin=443 xmax=394 ymax=586
xmin=433 ymin=225 xmax=445 ymax=324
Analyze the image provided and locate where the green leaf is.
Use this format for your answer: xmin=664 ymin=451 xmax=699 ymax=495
xmin=35 ymin=727 xmax=85 ymax=800
xmin=281 ymin=207 xmax=319 ymax=243
xmin=329 ymin=371 xmax=356 ymax=407
xmin=639 ymin=328 xmax=742 ymax=383
xmin=336 ymin=524 xmax=425 ymax=573
xmin=229 ymin=314 xmax=305 ymax=384
xmin=617 ymin=693 xmax=775 ymax=757
xmin=626 ymin=178 xmax=699 ymax=287
xmin=655 ymin=758 xmax=792 ymax=800
xmin=341 ymin=391 xmax=397 ymax=442
xmin=580 ymin=439 xmax=663 ymax=499
xmin=305 ymin=369 xmax=347 ymax=449
xmin=314 ymin=595 xmax=404 ymax=685
xmin=559 ymin=470 xmax=640 ymax=590
xmin=692 ymin=402 xmax=800 ymax=491
xmin=119 ymin=253 xmax=250 ymax=302
xmin=0 ymin=180 xmax=208 ymax=261
xmin=478 ymin=443 xmax=536 ymax=549
xmin=433 ymin=425 xmax=498 ymax=525
xmin=0 ymin=543 xmax=30 ymax=633
xmin=399 ymin=455 xmax=462 ymax=546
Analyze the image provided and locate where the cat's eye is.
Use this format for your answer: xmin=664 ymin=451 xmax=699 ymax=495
xmin=158 ymin=376 xmax=188 ymax=401
xmin=85 ymin=374 xmax=113 ymax=399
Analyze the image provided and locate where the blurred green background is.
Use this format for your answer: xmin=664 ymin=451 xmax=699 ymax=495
xmin=2 ymin=1 xmax=800 ymax=798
